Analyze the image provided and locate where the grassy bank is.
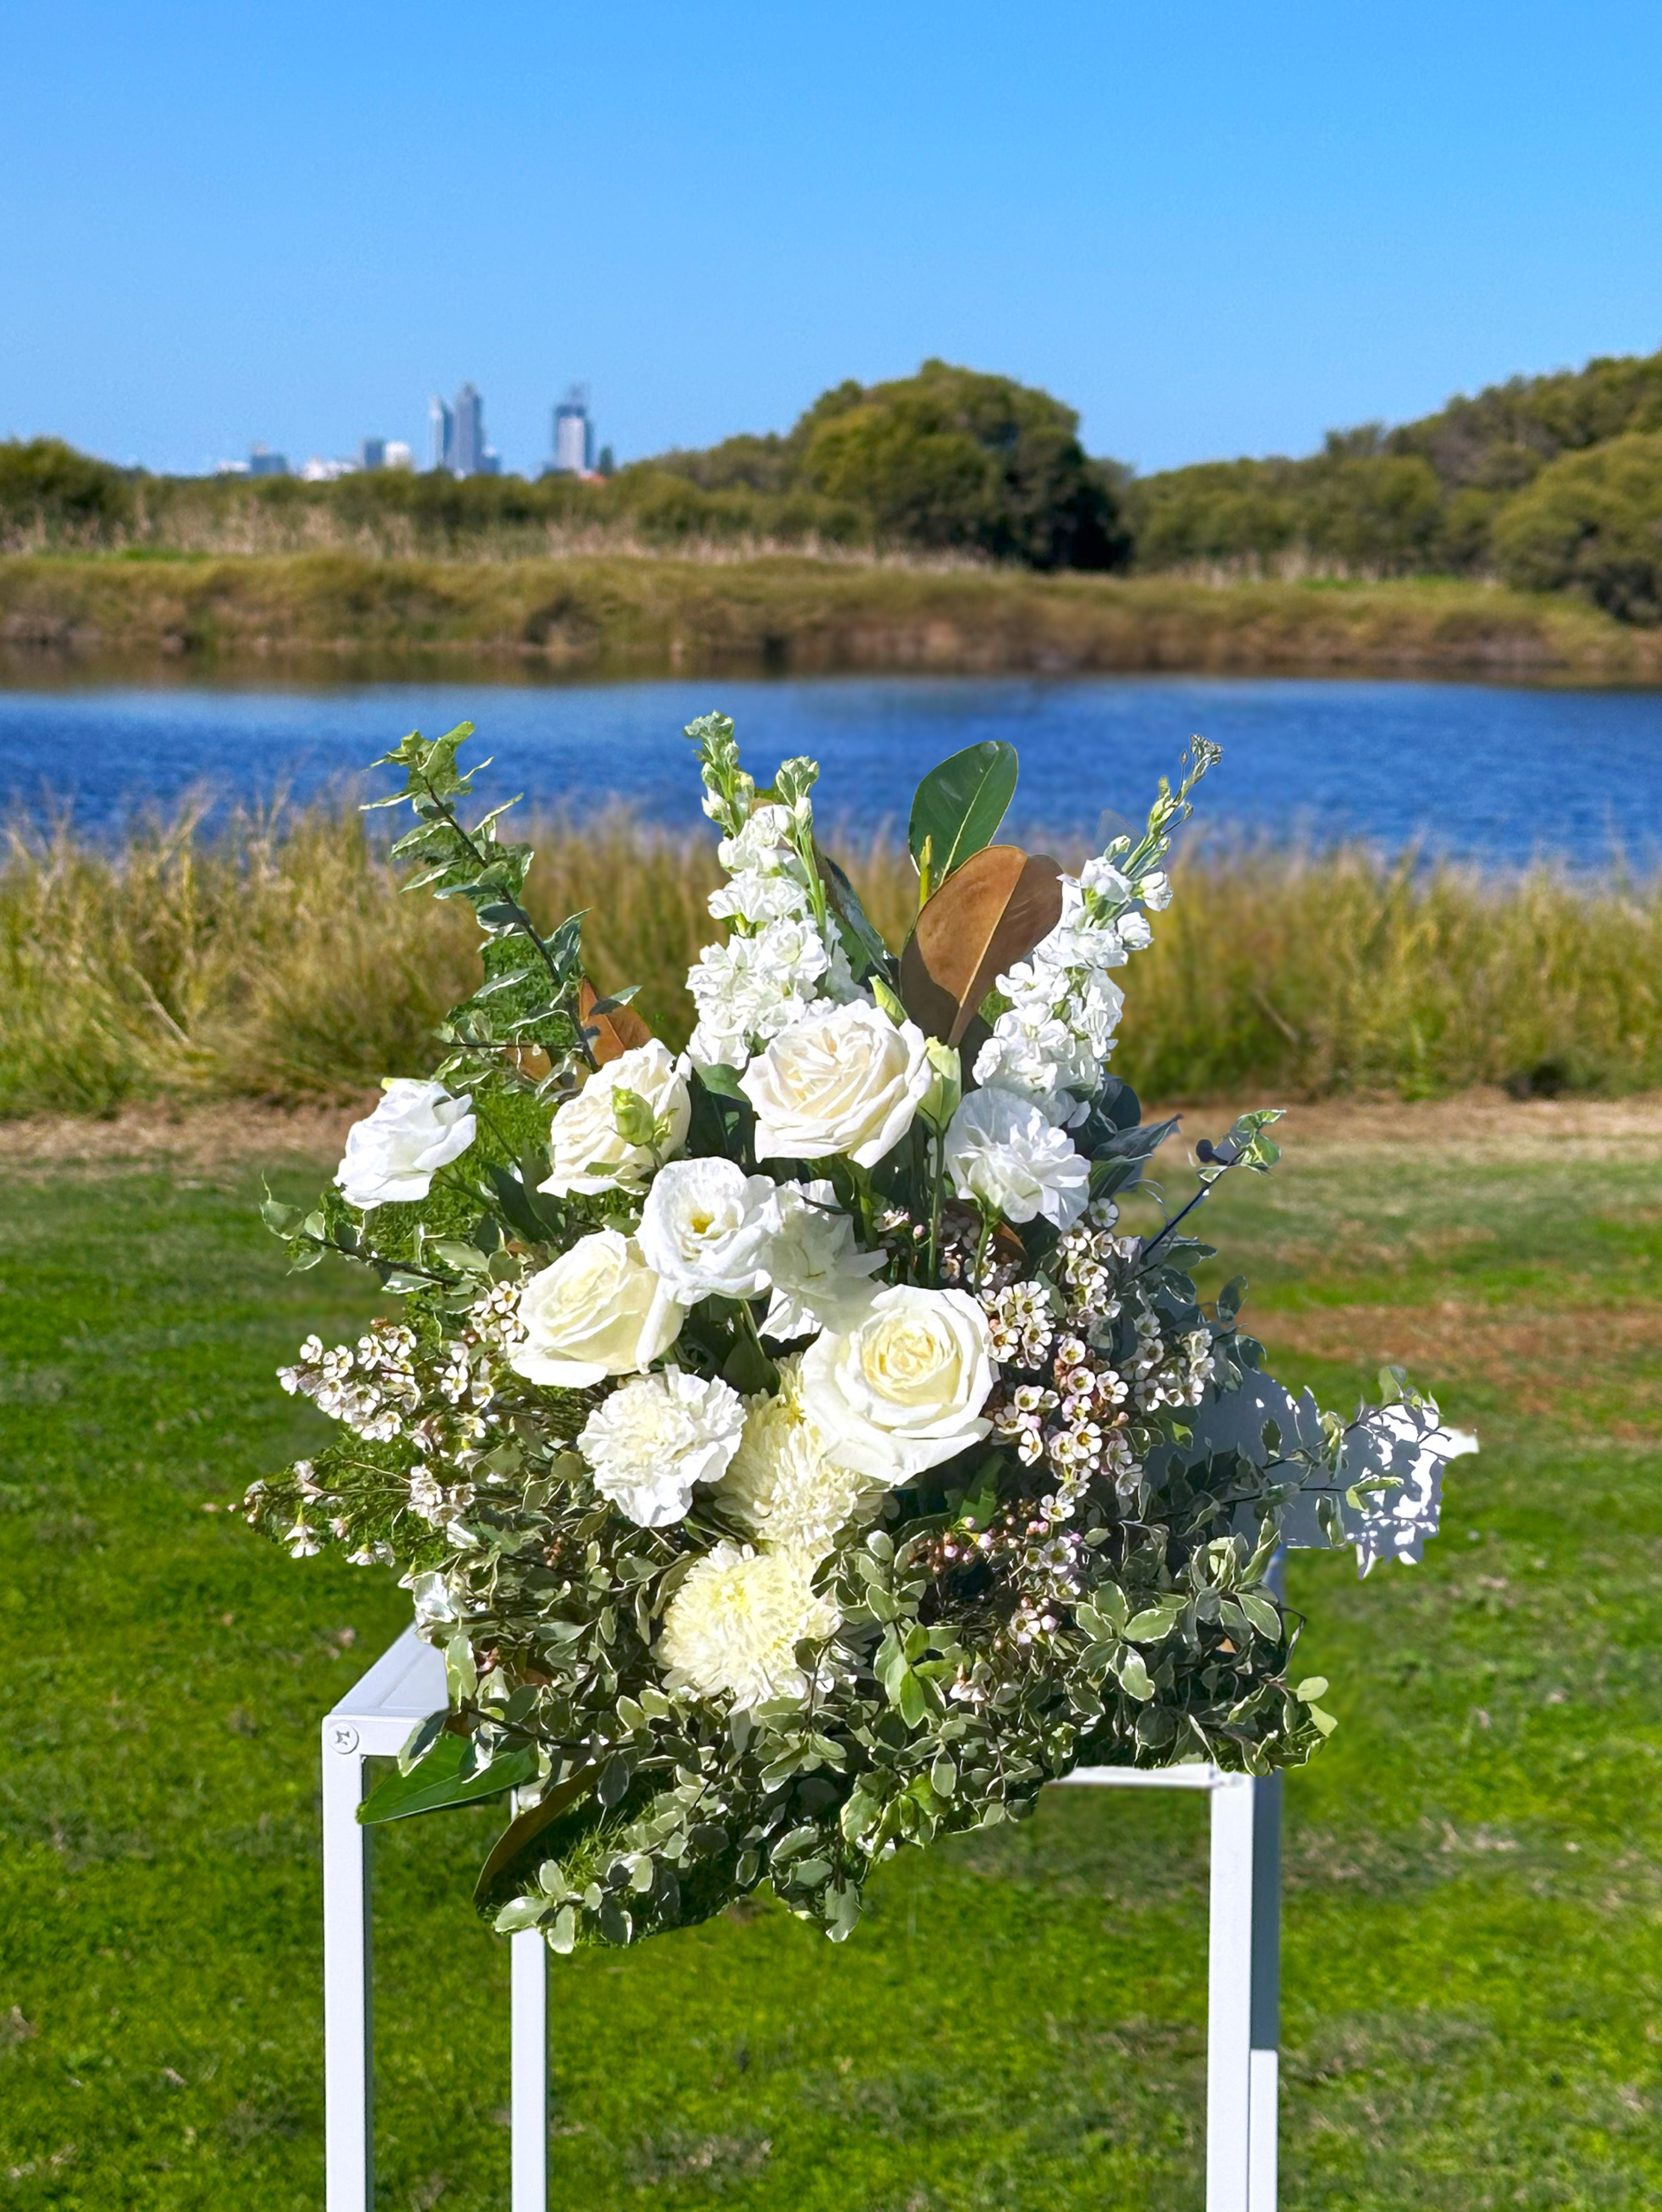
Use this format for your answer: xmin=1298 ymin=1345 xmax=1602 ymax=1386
xmin=2 ymin=1114 xmax=1658 ymax=2208
xmin=4 ymin=805 xmax=1660 ymax=1119
xmin=7 ymin=552 xmax=1662 ymax=678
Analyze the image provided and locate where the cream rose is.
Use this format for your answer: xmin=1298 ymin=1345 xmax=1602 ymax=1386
xmin=798 ymin=1285 xmax=995 ymax=1481
xmin=538 ymin=1040 xmax=691 ymax=1197
xmin=508 ymin=1230 xmax=680 ymax=1390
xmin=741 ymin=1000 xmax=932 ymax=1168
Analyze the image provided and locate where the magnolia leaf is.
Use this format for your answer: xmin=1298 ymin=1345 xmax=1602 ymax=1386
xmin=907 ymin=742 xmax=1018 ymax=889
xmin=898 ymin=844 xmax=1063 ymax=1046
xmin=357 ymin=1733 xmax=539 ymax=1824
xmin=578 ymin=978 xmax=652 ymax=1064
xmin=472 ymin=1764 xmax=597 ymax=1916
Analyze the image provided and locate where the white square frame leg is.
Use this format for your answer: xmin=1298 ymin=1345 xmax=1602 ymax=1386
xmin=324 ymin=1632 xmax=1281 ymax=2212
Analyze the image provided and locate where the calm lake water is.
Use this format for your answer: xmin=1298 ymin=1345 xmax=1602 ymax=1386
xmin=2 ymin=671 xmax=1660 ymax=867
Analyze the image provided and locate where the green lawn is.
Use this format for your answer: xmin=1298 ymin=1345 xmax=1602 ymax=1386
xmin=2 ymin=1124 xmax=1660 ymax=2210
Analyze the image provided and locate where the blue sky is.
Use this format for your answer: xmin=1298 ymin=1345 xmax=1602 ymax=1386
xmin=5 ymin=1 xmax=1662 ymax=477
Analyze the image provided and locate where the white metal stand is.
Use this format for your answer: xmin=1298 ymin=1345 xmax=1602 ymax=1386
xmin=323 ymin=1630 xmax=1281 ymax=2211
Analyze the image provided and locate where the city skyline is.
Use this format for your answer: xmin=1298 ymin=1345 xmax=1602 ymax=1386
xmin=7 ymin=3 xmax=1662 ymax=479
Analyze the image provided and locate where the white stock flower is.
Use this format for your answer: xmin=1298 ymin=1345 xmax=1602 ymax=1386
xmin=799 ymin=1285 xmax=995 ymax=1481
xmin=335 ymin=1080 xmax=476 ymax=1210
xmin=508 ymin=1230 xmax=680 ymax=1389
xmin=762 ymin=1179 xmax=885 ymax=1341
xmin=659 ymin=1540 xmax=839 ymax=1707
xmin=717 ymin=803 xmax=795 ymax=874
xmin=539 ymin=1039 xmax=691 ymax=1197
xmin=686 ymin=906 xmax=827 ymax=1061
xmin=719 ymin=1369 xmax=880 ymax=1562
xmin=1079 ymin=856 xmax=1133 ymax=903
xmin=578 ymin=1368 xmax=745 ymax=1528
xmin=1139 ymin=869 xmax=1172 ymax=910
xmin=741 ymin=1000 xmax=932 ymax=1169
xmin=707 ymin=869 xmax=812 ymax=927
xmin=638 ymin=1157 xmax=782 ymax=1302
xmin=944 ymin=1089 xmax=1090 ymax=1230
xmin=1117 ymin=909 xmax=1153 ymax=951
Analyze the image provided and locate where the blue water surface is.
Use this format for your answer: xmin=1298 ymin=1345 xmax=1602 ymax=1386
xmin=1 ymin=672 xmax=1659 ymax=867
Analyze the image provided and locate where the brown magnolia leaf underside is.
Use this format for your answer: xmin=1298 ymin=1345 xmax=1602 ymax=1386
xmin=578 ymin=978 xmax=655 ymax=1064
xmin=898 ymin=844 xmax=1064 ymax=1047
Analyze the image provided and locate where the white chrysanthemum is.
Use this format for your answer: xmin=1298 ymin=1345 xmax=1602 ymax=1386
xmin=944 ymin=1088 xmax=1090 ymax=1229
xmin=659 ymin=1540 xmax=839 ymax=1707
xmin=578 ymin=1368 xmax=746 ymax=1528
xmin=719 ymin=1363 xmax=880 ymax=1561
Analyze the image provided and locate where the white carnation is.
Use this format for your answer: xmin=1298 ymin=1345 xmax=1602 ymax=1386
xmin=799 ymin=1285 xmax=995 ymax=1482
xmin=579 ymin=1368 xmax=745 ymax=1528
xmin=659 ymin=1540 xmax=839 ymax=1707
xmin=762 ymin=1179 xmax=885 ymax=1341
xmin=637 ymin=1156 xmax=781 ymax=1303
xmin=719 ymin=1364 xmax=882 ymax=1560
xmin=335 ymin=1080 xmax=476 ymax=1210
xmin=944 ymin=1088 xmax=1090 ymax=1230
xmin=741 ymin=1000 xmax=932 ymax=1169
xmin=539 ymin=1039 xmax=691 ymax=1197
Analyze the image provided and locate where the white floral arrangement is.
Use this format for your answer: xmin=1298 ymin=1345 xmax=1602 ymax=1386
xmin=249 ymin=714 xmax=1471 ymax=1950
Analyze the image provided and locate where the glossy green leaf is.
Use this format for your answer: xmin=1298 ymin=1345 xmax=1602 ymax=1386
xmin=907 ymin=740 xmax=1018 ymax=886
xmin=357 ymin=1733 xmax=539 ymax=1824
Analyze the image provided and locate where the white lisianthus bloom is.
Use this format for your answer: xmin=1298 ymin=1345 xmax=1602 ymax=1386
xmin=799 ymin=1285 xmax=995 ymax=1481
xmin=335 ymin=1080 xmax=476 ymax=1210
xmin=578 ymin=1367 xmax=746 ymax=1528
xmin=508 ymin=1230 xmax=680 ymax=1389
xmin=719 ymin=1368 xmax=882 ymax=1562
xmin=659 ymin=1540 xmax=839 ymax=1707
xmin=741 ymin=1000 xmax=932 ymax=1169
xmin=539 ymin=1039 xmax=691 ymax=1197
xmin=944 ymin=1089 xmax=1090 ymax=1230
xmin=762 ymin=1179 xmax=886 ymax=1341
xmin=637 ymin=1157 xmax=782 ymax=1303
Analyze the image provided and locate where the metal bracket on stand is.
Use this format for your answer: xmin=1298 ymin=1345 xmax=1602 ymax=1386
xmin=322 ymin=1630 xmax=1281 ymax=2212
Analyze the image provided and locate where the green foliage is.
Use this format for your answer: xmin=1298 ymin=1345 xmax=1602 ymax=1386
xmin=0 ymin=436 xmax=134 ymax=547
xmin=1492 ymin=430 xmax=1662 ymax=621
xmin=796 ymin=360 xmax=1131 ymax=569
xmin=906 ymin=739 xmax=1018 ymax=892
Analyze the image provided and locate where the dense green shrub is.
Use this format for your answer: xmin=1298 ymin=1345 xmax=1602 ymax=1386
xmin=1493 ymin=431 xmax=1662 ymax=622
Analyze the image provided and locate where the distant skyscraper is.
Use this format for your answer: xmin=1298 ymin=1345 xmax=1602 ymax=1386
xmin=247 ymin=443 xmax=289 ymax=477
xmin=430 ymin=395 xmax=454 ymax=472
xmin=430 ymin=384 xmax=496 ymax=476
xmin=551 ymin=385 xmax=594 ymax=475
xmin=359 ymin=437 xmax=387 ymax=471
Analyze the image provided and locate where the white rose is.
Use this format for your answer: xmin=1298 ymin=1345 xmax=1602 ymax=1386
xmin=578 ymin=1367 xmax=745 ymax=1528
xmin=741 ymin=1000 xmax=932 ymax=1169
xmin=335 ymin=1079 xmax=476 ymax=1210
xmin=944 ymin=1089 xmax=1090 ymax=1230
xmin=637 ymin=1156 xmax=782 ymax=1303
xmin=799 ymin=1285 xmax=995 ymax=1482
xmin=762 ymin=1179 xmax=886 ymax=1341
xmin=538 ymin=1039 xmax=691 ymax=1197
xmin=659 ymin=1540 xmax=839 ymax=1708
xmin=508 ymin=1230 xmax=680 ymax=1389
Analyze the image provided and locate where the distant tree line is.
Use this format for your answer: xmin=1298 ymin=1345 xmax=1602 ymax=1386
xmin=9 ymin=348 xmax=1662 ymax=621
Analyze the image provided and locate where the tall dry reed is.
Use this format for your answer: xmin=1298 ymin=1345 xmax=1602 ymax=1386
xmin=3 ymin=804 xmax=1657 ymax=1118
